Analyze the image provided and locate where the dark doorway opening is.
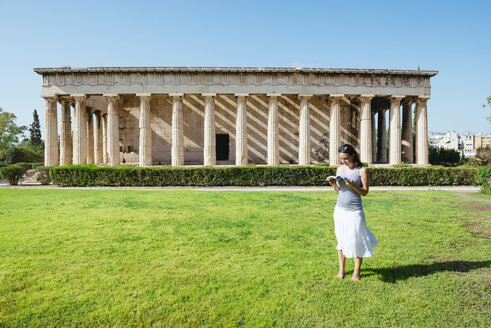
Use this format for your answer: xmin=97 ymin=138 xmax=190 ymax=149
xmin=216 ymin=134 xmax=229 ymax=161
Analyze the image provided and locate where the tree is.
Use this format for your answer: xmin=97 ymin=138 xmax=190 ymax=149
xmin=29 ymin=109 xmax=42 ymax=146
xmin=0 ymin=107 xmax=26 ymax=151
xmin=475 ymin=146 xmax=491 ymax=165
xmin=429 ymin=146 xmax=463 ymax=166
xmin=483 ymin=96 xmax=491 ymax=123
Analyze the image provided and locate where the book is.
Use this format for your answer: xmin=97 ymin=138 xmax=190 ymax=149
xmin=326 ymin=175 xmax=348 ymax=183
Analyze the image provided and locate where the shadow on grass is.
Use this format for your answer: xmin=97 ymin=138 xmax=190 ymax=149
xmin=365 ymin=260 xmax=491 ymax=283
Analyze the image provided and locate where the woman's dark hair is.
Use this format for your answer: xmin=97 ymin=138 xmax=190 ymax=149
xmin=338 ymin=144 xmax=363 ymax=167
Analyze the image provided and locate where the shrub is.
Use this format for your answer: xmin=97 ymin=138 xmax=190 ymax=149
xmin=0 ymin=147 xmax=44 ymax=164
xmin=392 ymin=164 xmax=411 ymax=168
xmin=475 ymin=147 xmax=491 ymax=166
xmin=476 ymin=167 xmax=491 ymax=195
xmin=0 ymin=164 xmax=28 ymax=185
xmin=49 ymin=165 xmax=478 ymax=187
xmin=14 ymin=162 xmax=36 ymax=171
xmin=429 ymin=147 xmax=463 ymax=166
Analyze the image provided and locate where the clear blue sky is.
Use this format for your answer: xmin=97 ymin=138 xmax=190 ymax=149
xmin=1 ymin=0 xmax=490 ymax=136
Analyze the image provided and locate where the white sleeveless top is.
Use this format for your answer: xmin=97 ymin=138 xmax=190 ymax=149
xmin=335 ymin=165 xmax=363 ymax=210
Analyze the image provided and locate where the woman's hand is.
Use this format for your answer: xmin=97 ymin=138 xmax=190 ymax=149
xmin=344 ymin=178 xmax=355 ymax=188
xmin=329 ymin=177 xmax=340 ymax=193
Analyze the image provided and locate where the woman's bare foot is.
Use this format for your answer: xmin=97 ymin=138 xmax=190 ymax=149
xmin=351 ymin=274 xmax=360 ymax=281
xmin=336 ymin=272 xmax=345 ymax=279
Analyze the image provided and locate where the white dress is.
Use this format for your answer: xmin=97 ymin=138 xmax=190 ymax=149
xmin=333 ymin=166 xmax=378 ymax=258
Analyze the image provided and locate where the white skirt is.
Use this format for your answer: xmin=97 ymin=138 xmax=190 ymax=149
xmin=333 ymin=205 xmax=378 ymax=258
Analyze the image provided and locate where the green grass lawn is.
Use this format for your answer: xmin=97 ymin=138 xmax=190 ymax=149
xmin=0 ymin=189 xmax=489 ymax=327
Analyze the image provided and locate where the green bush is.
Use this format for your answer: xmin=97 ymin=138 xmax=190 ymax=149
xmin=0 ymin=147 xmax=44 ymax=164
xmin=14 ymin=162 xmax=36 ymax=171
xmin=0 ymin=164 xmax=28 ymax=185
xmin=476 ymin=167 xmax=491 ymax=195
xmin=429 ymin=147 xmax=463 ymax=166
xmin=49 ymin=165 xmax=478 ymax=187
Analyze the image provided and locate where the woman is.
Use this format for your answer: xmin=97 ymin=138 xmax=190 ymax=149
xmin=329 ymin=144 xmax=378 ymax=281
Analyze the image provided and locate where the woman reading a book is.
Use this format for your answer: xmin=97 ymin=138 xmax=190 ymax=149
xmin=328 ymin=144 xmax=378 ymax=281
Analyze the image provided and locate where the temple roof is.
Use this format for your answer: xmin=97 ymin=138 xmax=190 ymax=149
xmin=34 ymin=66 xmax=439 ymax=76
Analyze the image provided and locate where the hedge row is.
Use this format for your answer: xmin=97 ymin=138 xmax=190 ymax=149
xmin=476 ymin=167 xmax=491 ymax=194
xmin=49 ymin=165 xmax=480 ymax=187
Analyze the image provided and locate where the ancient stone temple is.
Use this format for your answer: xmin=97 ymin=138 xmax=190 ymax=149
xmin=34 ymin=67 xmax=437 ymax=167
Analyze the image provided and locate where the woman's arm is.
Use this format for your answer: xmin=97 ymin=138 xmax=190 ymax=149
xmin=345 ymin=166 xmax=369 ymax=196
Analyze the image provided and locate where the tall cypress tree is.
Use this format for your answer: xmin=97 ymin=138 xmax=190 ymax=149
xmin=29 ymin=109 xmax=42 ymax=146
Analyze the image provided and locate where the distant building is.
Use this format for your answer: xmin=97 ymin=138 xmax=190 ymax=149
xmin=438 ymin=131 xmax=460 ymax=151
xmin=428 ymin=132 xmax=442 ymax=148
xmin=475 ymin=133 xmax=491 ymax=150
xmin=462 ymin=133 xmax=475 ymax=157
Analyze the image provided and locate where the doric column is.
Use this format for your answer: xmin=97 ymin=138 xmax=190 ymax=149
xmin=59 ymin=99 xmax=72 ymax=166
xmin=329 ymin=95 xmax=343 ymax=166
xmin=203 ymin=93 xmax=216 ymax=166
xmin=377 ymin=109 xmax=387 ymax=163
xmin=138 ymin=94 xmax=152 ymax=167
xmin=44 ymin=97 xmax=58 ymax=167
xmin=171 ymin=94 xmax=184 ymax=166
xmin=402 ymin=98 xmax=414 ymax=163
xmin=359 ymin=95 xmax=374 ymax=164
xmin=298 ymin=95 xmax=312 ymax=165
xmin=73 ymin=95 xmax=87 ymax=165
xmin=267 ymin=94 xmax=280 ymax=165
xmin=416 ymin=97 xmax=429 ymax=165
xmin=371 ymin=112 xmax=377 ymax=163
xmin=389 ymin=96 xmax=403 ymax=165
xmin=235 ymin=94 xmax=248 ymax=166
xmin=94 ymin=111 xmax=103 ymax=164
xmin=102 ymin=114 xmax=108 ymax=164
xmin=105 ymin=95 xmax=120 ymax=166
xmin=86 ymin=108 xmax=94 ymax=164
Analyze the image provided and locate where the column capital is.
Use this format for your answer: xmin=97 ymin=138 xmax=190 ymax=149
xmin=138 ymin=96 xmax=152 ymax=103
xmin=329 ymin=94 xmax=344 ymax=98
xmin=417 ymin=96 xmax=430 ymax=104
xmin=72 ymin=94 xmax=88 ymax=100
xmin=235 ymin=93 xmax=249 ymax=98
xmin=267 ymin=93 xmax=282 ymax=97
xmin=360 ymin=94 xmax=374 ymax=101
xmin=169 ymin=93 xmax=184 ymax=98
xmin=43 ymin=96 xmax=58 ymax=102
xmin=402 ymin=97 xmax=415 ymax=107
xmin=136 ymin=93 xmax=152 ymax=98
xmin=298 ymin=94 xmax=313 ymax=99
xmin=391 ymin=95 xmax=405 ymax=100
xmin=202 ymin=93 xmax=217 ymax=98
xmin=57 ymin=97 xmax=72 ymax=105
xmin=105 ymin=95 xmax=119 ymax=103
